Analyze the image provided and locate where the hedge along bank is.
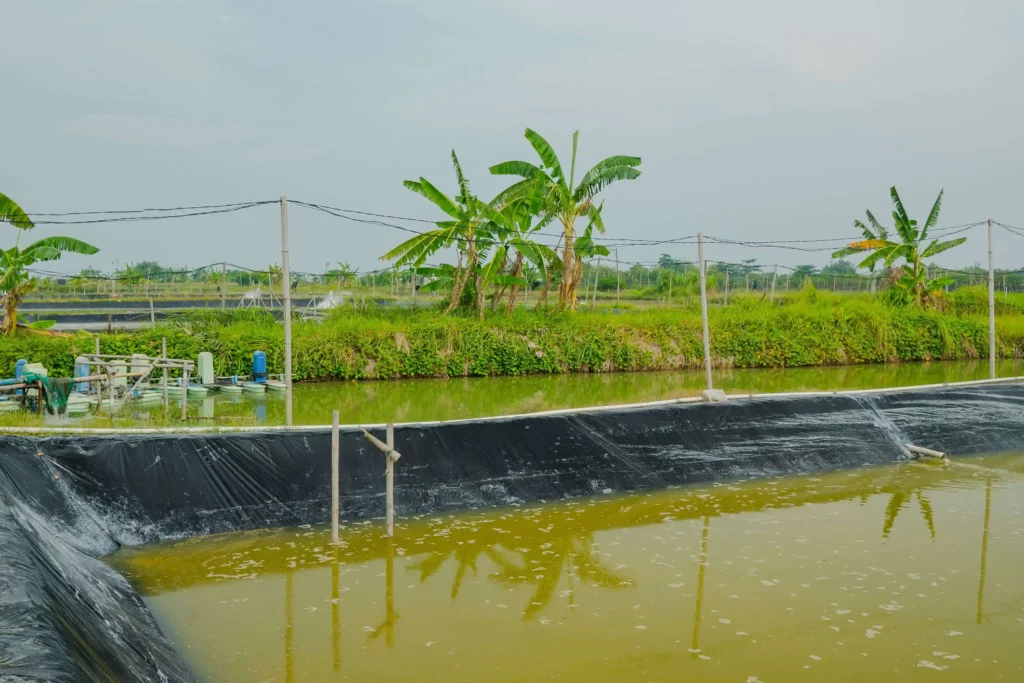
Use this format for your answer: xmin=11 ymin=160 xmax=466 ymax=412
xmin=2 ymin=302 xmax=1023 ymax=382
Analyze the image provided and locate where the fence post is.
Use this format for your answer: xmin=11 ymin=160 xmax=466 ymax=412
xmin=330 ymin=410 xmax=341 ymax=545
xmin=386 ymin=423 xmax=395 ymax=537
xmin=697 ymin=234 xmax=712 ymax=391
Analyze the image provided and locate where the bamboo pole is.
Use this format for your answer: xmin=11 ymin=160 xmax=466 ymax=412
xmin=359 ymin=425 xmax=402 ymax=538
xmin=330 ymin=410 xmax=341 ymax=546
xmin=386 ymin=423 xmax=395 ymax=537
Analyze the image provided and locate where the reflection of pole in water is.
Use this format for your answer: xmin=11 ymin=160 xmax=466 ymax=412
xmin=332 ymin=550 xmax=341 ymax=673
xmin=977 ymin=478 xmax=992 ymax=625
xmin=691 ymin=515 xmax=710 ymax=658
xmin=285 ymin=570 xmax=294 ymax=683
xmin=368 ymin=537 xmax=399 ymax=647
xmin=385 ymin=537 xmax=396 ymax=647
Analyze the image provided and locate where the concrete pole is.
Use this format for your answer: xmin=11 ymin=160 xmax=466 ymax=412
xmin=221 ymin=261 xmax=227 ymax=310
xmin=697 ymin=233 xmax=712 ymax=391
xmin=724 ymin=268 xmax=729 ymax=306
xmin=411 ymin=267 xmax=417 ymax=308
xmin=330 ymin=410 xmax=340 ymax=545
xmin=770 ymin=265 xmax=778 ymax=303
xmin=988 ymin=219 xmax=996 ymax=379
xmin=280 ymin=196 xmax=294 ymax=426
xmin=149 ymin=298 xmax=156 ymax=328
xmin=385 ymin=423 xmax=395 ymax=537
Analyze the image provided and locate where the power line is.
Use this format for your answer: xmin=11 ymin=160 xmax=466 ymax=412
xmin=2 ymin=201 xmax=276 ymax=226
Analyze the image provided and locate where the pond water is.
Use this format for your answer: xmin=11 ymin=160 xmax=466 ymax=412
xmin=78 ymin=358 xmax=1024 ymax=427
xmin=108 ymin=452 xmax=1024 ymax=682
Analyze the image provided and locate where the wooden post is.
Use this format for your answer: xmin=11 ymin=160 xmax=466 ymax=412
xmin=330 ymin=410 xmax=341 ymax=545
xmin=161 ymin=337 xmax=168 ymax=411
xmin=95 ymin=335 xmax=100 ymax=355
xmin=107 ymin=367 xmax=115 ymax=418
xmin=37 ymin=381 xmax=43 ymax=415
xmin=149 ymin=298 xmax=156 ymax=328
xmin=386 ymin=423 xmax=395 ymax=537
xmin=770 ymin=265 xmax=778 ymax=303
xmin=180 ymin=364 xmax=189 ymax=421
xmin=697 ymin=234 xmax=713 ymax=391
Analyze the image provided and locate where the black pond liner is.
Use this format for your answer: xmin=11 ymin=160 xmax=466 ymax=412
xmin=1 ymin=380 xmax=1023 ymax=681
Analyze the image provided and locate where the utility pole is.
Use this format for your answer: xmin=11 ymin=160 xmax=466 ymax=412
xmin=724 ymin=268 xmax=730 ymax=306
xmin=988 ymin=219 xmax=996 ymax=379
xmin=698 ymin=233 xmax=712 ymax=391
xmin=280 ymin=196 xmax=294 ymax=426
xmin=221 ymin=262 xmax=227 ymax=310
xmin=769 ymin=265 xmax=778 ymax=303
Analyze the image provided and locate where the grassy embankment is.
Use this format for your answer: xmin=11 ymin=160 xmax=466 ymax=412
xmin=2 ymin=287 xmax=1023 ymax=382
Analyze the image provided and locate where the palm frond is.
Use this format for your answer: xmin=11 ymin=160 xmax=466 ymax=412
xmin=920 ymin=237 xmax=966 ymax=258
xmin=24 ymin=236 xmax=99 ymax=256
xmin=0 ymin=192 xmax=33 ymax=230
xmin=865 ymin=210 xmax=888 ymax=240
xmin=923 ymin=189 xmax=944 ymax=237
xmin=417 ymin=178 xmax=463 ymax=219
xmin=578 ymin=156 xmax=642 ymax=188
xmin=573 ymin=165 xmax=641 ymax=202
xmin=523 ymin=128 xmax=565 ymax=187
xmin=451 ymin=150 xmax=471 ymax=203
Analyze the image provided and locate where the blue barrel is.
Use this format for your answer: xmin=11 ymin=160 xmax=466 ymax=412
xmin=252 ymin=350 xmax=267 ymax=384
xmin=74 ymin=356 xmax=92 ymax=392
xmin=14 ymin=359 xmax=27 ymax=396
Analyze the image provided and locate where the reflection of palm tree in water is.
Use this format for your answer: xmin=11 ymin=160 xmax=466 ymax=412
xmin=407 ymin=531 xmax=632 ymax=619
xmin=882 ymin=488 xmax=936 ymax=539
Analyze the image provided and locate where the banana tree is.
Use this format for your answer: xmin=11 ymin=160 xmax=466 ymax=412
xmin=832 ymin=187 xmax=965 ymax=307
xmin=490 ymin=129 xmax=640 ymax=309
xmin=385 ymin=150 xmax=492 ymax=315
xmin=478 ymin=180 xmax=559 ymax=314
xmin=0 ymin=192 xmax=99 ymax=334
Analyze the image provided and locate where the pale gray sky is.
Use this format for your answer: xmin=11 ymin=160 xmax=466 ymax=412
xmin=3 ymin=0 xmax=1023 ymax=276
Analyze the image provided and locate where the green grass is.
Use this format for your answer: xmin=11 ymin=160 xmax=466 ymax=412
xmin=2 ymin=290 xmax=1022 ymax=382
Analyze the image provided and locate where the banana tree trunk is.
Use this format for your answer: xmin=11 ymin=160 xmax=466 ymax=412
xmin=504 ymin=254 xmax=526 ymax=315
xmin=559 ymin=219 xmax=577 ymax=309
xmin=445 ymin=249 xmax=476 ymax=315
xmin=1 ymin=288 xmax=24 ymax=336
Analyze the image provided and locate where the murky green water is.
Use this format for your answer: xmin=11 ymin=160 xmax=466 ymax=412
xmin=139 ymin=359 xmax=1024 ymax=426
xmin=109 ymin=453 xmax=1024 ymax=682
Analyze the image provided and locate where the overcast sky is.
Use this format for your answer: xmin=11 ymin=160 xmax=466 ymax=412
xmin=3 ymin=0 xmax=1023 ymax=276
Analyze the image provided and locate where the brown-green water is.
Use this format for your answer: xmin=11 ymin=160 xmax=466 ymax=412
xmin=121 ymin=358 xmax=1024 ymax=427
xmin=109 ymin=453 xmax=1024 ymax=682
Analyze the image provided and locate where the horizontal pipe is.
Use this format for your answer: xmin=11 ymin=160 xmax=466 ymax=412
xmin=907 ymin=444 xmax=947 ymax=459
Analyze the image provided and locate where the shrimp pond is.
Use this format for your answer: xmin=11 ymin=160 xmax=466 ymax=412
xmin=107 ymin=452 xmax=1024 ymax=682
